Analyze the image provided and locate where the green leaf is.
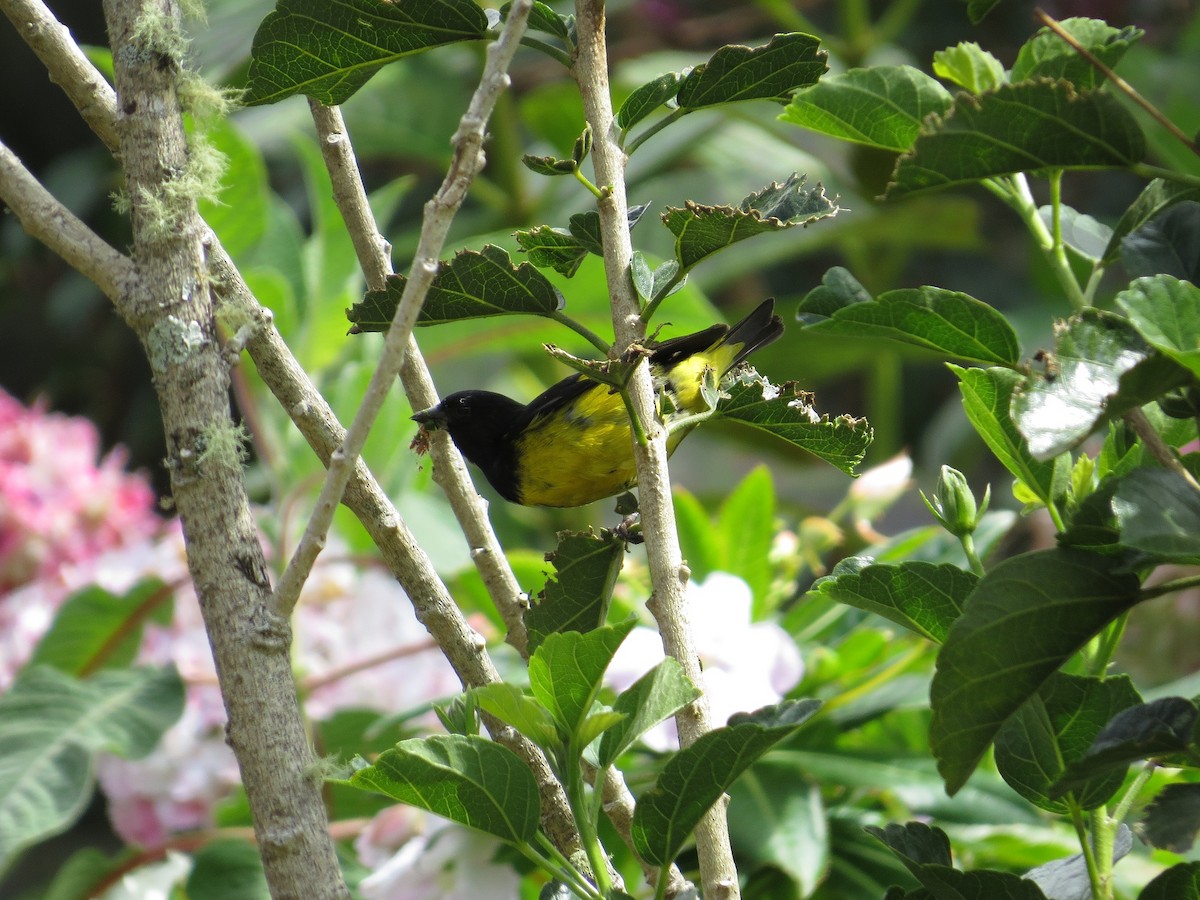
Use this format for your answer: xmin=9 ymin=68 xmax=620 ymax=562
xmin=197 ymin=120 xmax=270 ymax=260
xmin=1139 ymin=862 xmax=1200 ymax=900
xmin=631 ymin=253 xmax=683 ymax=303
xmin=809 ymin=558 xmax=976 ymax=644
xmin=41 ymin=848 xmax=127 ymax=900
xmin=0 ymin=666 xmax=185 ymax=871
xmin=930 ymin=549 xmax=1142 ymax=795
xmin=186 ymin=839 xmax=270 ymax=900
xmin=1112 ymin=467 xmax=1200 ymax=564
xmin=994 ymin=673 xmax=1140 ymax=813
xmin=525 ymin=528 xmax=626 ymax=653
xmin=631 ymin=700 xmax=820 ymax=866
xmin=515 ymin=226 xmax=588 ymax=278
xmin=727 ymin=761 xmax=827 ymax=896
xmin=27 ymin=580 xmax=171 ymax=676
xmin=965 ymin=0 xmax=1002 ymax=24
xmin=576 ymin=710 xmax=626 ymax=752
xmin=502 ymin=1 xmax=571 ymax=40
xmin=717 ymin=466 xmax=776 ymax=609
xmin=781 ymin=65 xmax=953 ymax=152
xmin=1117 ymin=275 xmax=1200 ymax=379
xmin=348 ymin=734 xmax=540 ymax=844
xmin=951 ymin=365 xmax=1068 ymax=507
xmin=1011 ymin=309 xmax=1193 ymax=460
xmin=1141 ymin=783 xmax=1200 ymax=853
xmin=568 ymin=204 xmax=649 ymax=257
xmin=521 ymin=153 xmax=579 ymax=176
xmin=796 ymin=284 xmax=1021 ymax=366
xmin=886 ymin=81 xmax=1145 ymax=200
xmin=245 ymin=0 xmax=489 ymax=106
xmin=718 ymin=373 xmax=873 ymax=475
xmin=1024 ymin=826 xmax=1132 ymax=900
xmin=1055 ymin=697 xmax=1200 ymax=793
xmin=1103 ymin=179 xmax=1200 ymax=265
xmin=527 ymin=620 xmax=637 ymax=739
xmin=617 ymin=72 xmax=684 ymax=131
xmin=470 ymin=683 xmax=559 ymax=748
xmin=932 ymin=42 xmax=1007 ymax=95
xmin=597 ymin=658 xmax=701 ymax=768
xmin=663 ymin=174 xmax=838 ymax=270
xmin=1011 ymin=18 xmax=1143 ymax=90
xmin=676 ymin=33 xmax=827 ymax=110
xmin=348 ymin=245 xmax=565 ymax=332
xmin=1038 ymin=204 xmax=1113 ymax=263
xmin=1122 ymin=201 xmax=1200 ymax=282
xmin=866 ymin=821 xmax=953 ymax=869
xmin=796 ymin=266 xmax=872 ymax=320
xmin=869 ymin=821 xmax=1052 ymax=900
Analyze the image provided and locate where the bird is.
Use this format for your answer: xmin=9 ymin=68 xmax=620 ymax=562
xmin=412 ymin=298 xmax=783 ymax=507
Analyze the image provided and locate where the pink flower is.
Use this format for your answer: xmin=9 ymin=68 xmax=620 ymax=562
xmin=0 ymin=388 xmax=159 ymax=594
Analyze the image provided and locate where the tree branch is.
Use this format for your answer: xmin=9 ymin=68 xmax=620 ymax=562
xmin=271 ymin=2 xmax=534 ymax=648
xmin=100 ymin=0 xmax=348 ymax=896
xmin=572 ymin=2 xmax=738 ymax=897
xmin=305 ymin=100 xmax=529 ymax=654
xmin=209 ymin=247 xmax=582 ymax=860
xmin=0 ymin=139 xmax=133 ymax=301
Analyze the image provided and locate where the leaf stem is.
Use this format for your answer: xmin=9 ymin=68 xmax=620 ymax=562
xmin=574 ymin=166 xmax=606 ymax=199
xmin=1124 ymin=406 xmax=1200 ymax=491
xmin=527 ymin=835 xmax=603 ymax=899
xmin=1141 ymin=572 xmax=1200 ymax=601
xmin=1110 ymin=761 xmax=1157 ymax=824
xmin=566 ymin=739 xmax=613 ymax=895
xmin=550 ymin=309 xmax=612 ymax=354
xmin=1090 ymin=805 xmax=1116 ymax=900
xmin=959 ymin=532 xmax=985 ymax=577
xmin=1130 ymin=163 xmax=1200 ymax=189
xmin=515 ymin=33 xmax=574 ymax=67
xmin=986 ymin=173 xmax=1087 ymax=311
xmin=623 ymin=107 xmax=686 ymax=155
xmin=1068 ymin=803 xmax=1105 ymax=900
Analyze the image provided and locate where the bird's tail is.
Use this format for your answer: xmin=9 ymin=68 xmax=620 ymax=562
xmin=711 ymin=297 xmax=785 ymax=374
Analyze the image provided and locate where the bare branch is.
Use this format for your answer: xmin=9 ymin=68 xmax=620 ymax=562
xmin=1 ymin=0 xmax=119 ymax=151
xmin=0 ymin=139 xmax=133 ymax=301
xmin=572 ymin=1 xmax=737 ymax=895
xmin=208 ymin=244 xmax=582 ymax=859
xmin=305 ymin=100 xmax=530 ymax=654
xmin=271 ymin=2 xmax=534 ymax=638
xmin=101 ymin=0 xmax=347 ymax=895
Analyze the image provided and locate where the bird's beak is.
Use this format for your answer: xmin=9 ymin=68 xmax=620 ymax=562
xmin=412 ymin=403 xmax=446 ymax=429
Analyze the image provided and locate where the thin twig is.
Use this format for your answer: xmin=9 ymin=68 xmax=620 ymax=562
xmin=1034 ymin=7 xmax=1200 ymax=158
xmin=0 ymin=140 xmax=134 ymax=301
xmin=572 ymin=2 xmax=734 ymax=897
xmin=271 ymin=3 xmax=535 ymax=622
xmin=1124 ymin=407 xmax=1200 ymax=491
xmin=305 ymin=100 xmax=530 ymax=654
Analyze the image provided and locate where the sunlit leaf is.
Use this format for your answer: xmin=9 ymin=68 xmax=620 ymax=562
xmin=245 ymin=0 xmax=488 ymax=106
xmin=781 ymin=65 xmax=953 ymax=151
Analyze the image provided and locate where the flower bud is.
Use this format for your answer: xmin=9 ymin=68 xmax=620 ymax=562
xmin=922 ymin=465 xmax=989 ymax=537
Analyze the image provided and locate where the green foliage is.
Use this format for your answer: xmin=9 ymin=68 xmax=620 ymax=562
xmin=0 ymin=666 xmax=184 ymax=873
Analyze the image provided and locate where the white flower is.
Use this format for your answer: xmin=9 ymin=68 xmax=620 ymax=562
xmin=606 ymin=572 xmax=803 ymax=751
xmin=357 ymin=811 xmax=520 ymax=900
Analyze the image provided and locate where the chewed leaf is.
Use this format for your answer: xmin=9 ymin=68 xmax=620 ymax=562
xmin=1011 ymin=18 xmax=1143 ymax=90
xmin=663 ymin=174 xmax=838 ymax=270
xmin=717 ymin=372 xmax=872 ymax=475
xmin=347 ymin=246 xmax=564 ymax=332
xmin=886 ymin=80 xmax=1145 ymax=199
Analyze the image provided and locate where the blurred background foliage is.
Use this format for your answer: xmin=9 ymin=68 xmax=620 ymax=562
xmin=3 ymin=0 xmax=1200 ymax=650
xmin=4 ymin=1 xmax=1200 ymax=896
